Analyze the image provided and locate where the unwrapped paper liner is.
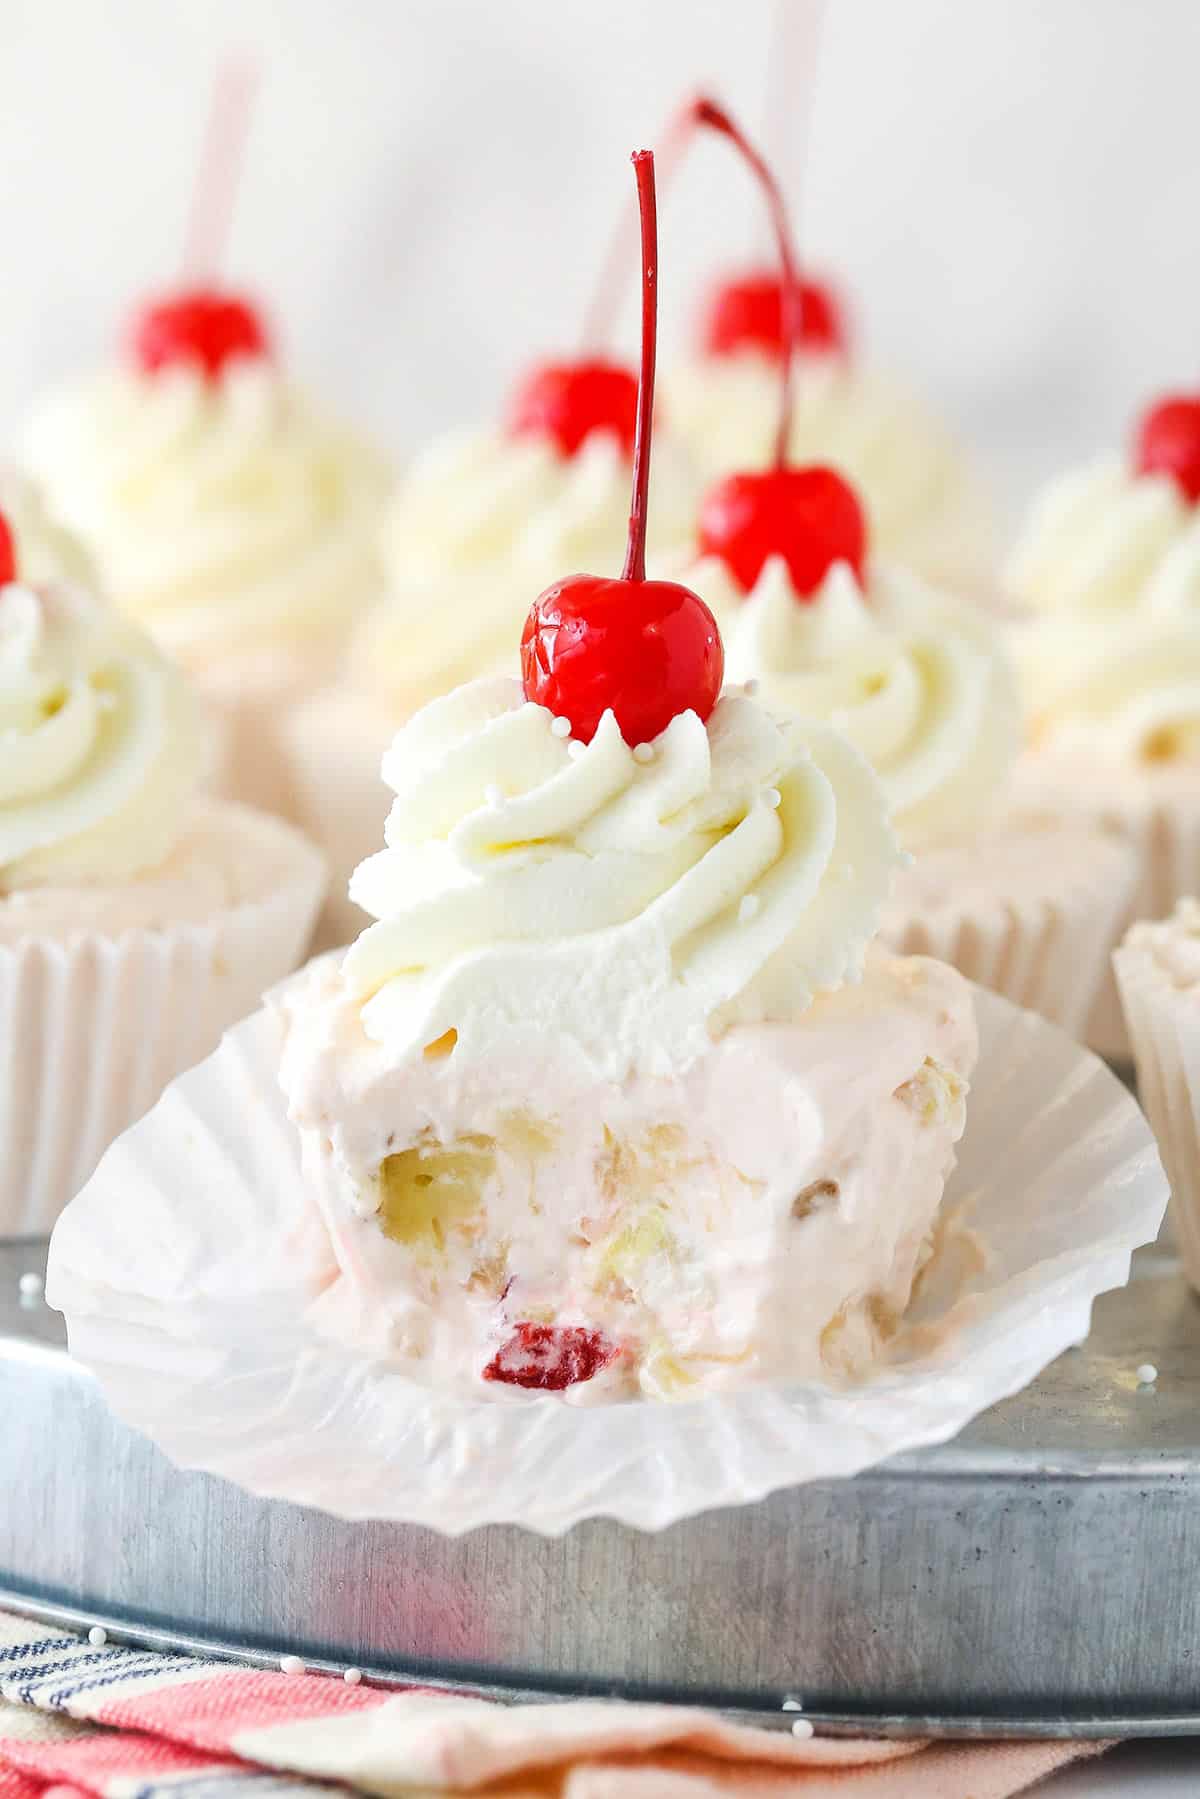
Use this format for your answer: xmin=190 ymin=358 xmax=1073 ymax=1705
xmin=47 ymin=982 xmax=1166 ymax=1535
xmin=881 ymin=824 xmax=1139 ymax=1042
xmin=2 ymin=808 xmax=326 ymax=1238
xmin=1115 ymin=937 xmax=1200 ymax=1292
xmin=1010 ymin=755 xmax=1200 ymax=1055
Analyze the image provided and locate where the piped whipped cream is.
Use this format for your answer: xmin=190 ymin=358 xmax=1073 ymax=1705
xmin=663 ymin=351 xmax=991 ymax=581
xmin=0 ymin=467 xmax=96 ymax=589
xmin=688 ymin=554 xmax=1018 ymax=847
xmin=24 ymin=359 xmax=389 ymax=674
xmin=336 ymin=675 xmax=904 ymax=1083
xmin=1008 ymin=457 xmax=1200 ymax=761
xmin=1122 ymin=897 xmax=1200 ymax=992
xmin=0 ymin=582 xmax=204 ymax=889
xmin=383 ymin=427 xmax=699 ymax=592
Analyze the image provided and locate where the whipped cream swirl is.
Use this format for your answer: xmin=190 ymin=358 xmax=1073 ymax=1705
xmin=662 ymin=351 xmax=992 ymax=583
xmin=1008 ymin=457 xmax=1200 ymax=760
xmin=0 ymin=583 xmax=204 ymax=889
xmin=25 ymin=360 xmax=389 ymax=674
xmin=691 ymin=555 xmax=1018 ymax=847
xmin=342 ymin=676 xmax=902 ymax=1082
xmin=383 ymin=427 xmax=699 ymax=591
xmin=0 ymin=466 xmax=96 ymax=589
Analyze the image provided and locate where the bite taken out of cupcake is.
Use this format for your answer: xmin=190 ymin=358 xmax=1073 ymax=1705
xmin=0 ymin=514 xmax=327 ymax=1237
xmin=669 ymin=100 xmax=1135 ymax=1045
xmin=23 ymin=283 xmax=391 ymax=820
xmin=276 ymin=148 xmax=978 ymax=1403
xmin=1006 ymin=390 xmax=1200 ymax=1050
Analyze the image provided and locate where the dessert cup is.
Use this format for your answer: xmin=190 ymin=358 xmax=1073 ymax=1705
xmin=1115 ymin=900 xmax=1200 ymax=1290
xmin=1006 ymin=452 xmax=1200 ymax=1050
xmin=47 ymin=978 xmax=1165 ymax=1531
xmin=24 ymin=351 xmax=390 ymax=820
xmin=0 ymin=575 xmax=326 ymax=1235
xmin=687 ymin=552 xmax=1128 ymax=1039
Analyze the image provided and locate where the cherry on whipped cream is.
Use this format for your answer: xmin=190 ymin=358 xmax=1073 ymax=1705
xmin=508 ymin=357 xmax=639 ymax=458
xmin=701 ymin=266 xmax=846 ymax=362
xmin=521 ymin=149 xmax=723 ymax=747
xmin=1134 ymin=393 xmax=1200 ymax=505
xmin=0 ymin=510 xmax=16 ymax=586
xmin=128 ymin=288 xmax=271 ymax=380
xmin=689 ymin=97 xmax=867 ymax=598
xmin=482 ymin=1322 xmax=618 ymax=1391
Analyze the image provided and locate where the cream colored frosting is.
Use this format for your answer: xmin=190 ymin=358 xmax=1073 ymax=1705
xmin=383 ymin=426 xmax=699 ymax=591
xmin=0 ymin=466 xmax=96 ymax=589
xmin=24 ymin=359 xmax=390 ymax=675
xmin=0 ymin=582 xmax=204 ymax=890
xmin=690 ymin=554 xmax=1019 ymax=847
xmin=338 ymin=675 xmax=903 ymax=1084
xmin=662 ymin=351 xmax=991 ymax=582
xmin=1008 ymin=456 xmax=1200 ymax=760
xmin=348 ymin=570 xmax=523 ymax=718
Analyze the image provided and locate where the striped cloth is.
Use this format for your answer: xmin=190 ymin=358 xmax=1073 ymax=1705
xmin=0 ymin=1612 xmax=1108 ymax=1796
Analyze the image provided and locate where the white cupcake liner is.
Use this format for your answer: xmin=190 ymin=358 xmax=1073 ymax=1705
xmin=1 ymin=807 xmax=326 ymax=1239
xmin=1115 ymin=940 xmax=1200 ymax=1291
xmin=279 ymin=688 xmax=392 ymax=950
xmin=1010 ymin=761 xmax=1200 ymax=1056
xmin=47 ymin=981 xmax=1165 ymax=1535
xmin=881 ymin=825 xmax=1139 ymax=1042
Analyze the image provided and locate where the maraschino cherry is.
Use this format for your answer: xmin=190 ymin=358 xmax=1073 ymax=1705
xmin=690 ymin=97 xmax=866 ymax=599
xmin=0 ymin=512 xmax=16 ymax=587
xmin=520 ymin=149 xmax=723 ymax=748
xmin=126 ymin=63 xmax=271 ymax=382
xmin=701 ymin=267 xmax=846 ymax=362
xmin=1133 ymin=394 xmax=1200 ymax=505
xmin=508 ymin=357 xmax=638 ymax=458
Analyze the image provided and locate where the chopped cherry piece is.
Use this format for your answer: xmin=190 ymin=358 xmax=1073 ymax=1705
xmin=701 ymin=268 xmax=847 ymax=362
xmin=482 ymin=1323 xmax=618 ymax=1391
xmin=698 ymin=463 xmax=866 ymax=596
xmin=508 ymin=357 xmax=640 ymax=459
xmin=0 ymin=511 xmax=16 ymax=586
xmin=128 ymin=287 xmax=270 ymax=380
xmin=522 ymin=572 xmax=722 ymax=746
xmin=1133 ymin=393 xmax=1200 ymax=505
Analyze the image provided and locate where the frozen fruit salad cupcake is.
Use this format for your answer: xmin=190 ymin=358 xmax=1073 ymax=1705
xmin=675 ymin=100 xmax=1134 ymax=1041
xmin=1115 ymin=900 xmax=1200 ymax=1291
xmin=23 ymin=286 xmax=391 ymax=818
xmin=0 ymin=517 xmax=327 ymax=1235
xmin=274 ymin=146 xmax=977 ymax=1404
xmin=1007 ymin=390 xmax=1200 ymax=1049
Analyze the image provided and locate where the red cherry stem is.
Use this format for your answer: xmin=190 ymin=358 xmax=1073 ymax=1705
xmin=580 ymin=98 xmax=696 ymax=353
xmin=692 ymin=96 xmax=800 ymax=471
xmin=182 ymin=57 xmax=260 ymax=281
xmin=621 ymin=150 xmax=658 ymax=586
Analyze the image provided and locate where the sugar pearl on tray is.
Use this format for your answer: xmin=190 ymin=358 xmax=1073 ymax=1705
xmin=1137 ymin=1363 xmax=1158 ymax=1387
xmin=280 ymin=1654 xmax=305 ymax=1675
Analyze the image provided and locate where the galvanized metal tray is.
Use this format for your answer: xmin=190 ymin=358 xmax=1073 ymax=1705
xmin=1 ymin=1231 xmax=1197 ymax=1738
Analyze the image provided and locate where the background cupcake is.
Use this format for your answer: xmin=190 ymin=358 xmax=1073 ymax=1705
xmin=1006 ymin=390 xmax=1200 ymax=1049
xmin=24 ymin=286 xmax=391 ymax=818
xmin=0 ymin=531 xmax=326 ymax=1235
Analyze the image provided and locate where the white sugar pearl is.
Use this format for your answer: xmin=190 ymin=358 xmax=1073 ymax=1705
xmin=551 ymin=716 xmax=572 ymax=739
xmin=1137 ymin=1364 xmax=1158 ymax=1386
xmin=790 ymin=1717 xmax=815 ymax=1739
xmin=18 ymin=1272 xmax=43 ymax=1299
xmin=767 ymin=788 xmax=782 ymax=809
xmin=87 ymin=1627 xmax=107 ymax=1647
xmin=781 ymin=1698 xmax=804 ymax=1711
xmin=343 ymin=1667 xmax=363 ymax=1686
xmin=568 ymin=741 xmax=587 ymax=760
xmin=633 ymin=742 xmax=656 ymax=764
xmin=738 ymin=894 xmax=761 ymax=924
xmin=280 ymin=1654 xmax=305 ymax=1675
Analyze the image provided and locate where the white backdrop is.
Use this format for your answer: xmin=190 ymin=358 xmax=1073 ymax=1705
xmin=3 ymin=0 xmax=1198 ymax=523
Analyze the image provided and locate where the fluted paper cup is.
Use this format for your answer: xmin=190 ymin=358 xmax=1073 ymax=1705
xmin=47 ymin=981 xmax=1165 ymax=1535
xmin=1116 ymin=907 xmax=1200 ymax=1291
xmin=280 ymin=686 xmax=393 ymax=949
xmin=1010 ymin=754 xmax=1200 ymax=1055
xmin=881 ymin=824 xmax=1139 ymax=1042
xmin=1 ymin=803 xmax=326 ymax=1238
